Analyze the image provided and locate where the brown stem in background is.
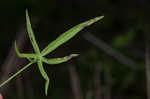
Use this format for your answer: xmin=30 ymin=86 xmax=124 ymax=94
xmin=86 ymin=89 xmax=93 ymax=99
xmin=145 ymin=24 xmax=150 ymax=99
xmin=136 ymin=0 xmax=150 ymax=98
xmin=104 ymin=66 xmax=111 ymax=99
xmin=24 ymin=70 xmax=34 ymax=99
xmin=146 ymin=39 xmax=150 ymax=99
xmin=68 ymin=64 xmax=82 ymax=99
xmin=15 ymin=75 xmax=24 ymax=99
xmin=94 ymin=64 xmax=102 ymax=99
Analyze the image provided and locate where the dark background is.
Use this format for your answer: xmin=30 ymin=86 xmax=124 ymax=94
xmin=0 ymin=0 xmax=149 ymax=99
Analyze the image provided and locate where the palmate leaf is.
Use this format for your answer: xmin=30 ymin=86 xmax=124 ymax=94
xmin=41 ymin=16 xmax=104 ymax=56
xmin=0 ymin=9 xmax=104 ymax=96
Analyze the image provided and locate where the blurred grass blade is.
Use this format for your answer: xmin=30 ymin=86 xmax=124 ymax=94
xmin=26 ymin=10 xmax=40 ymax=54
xmin=41 ymin=16 xmax=104 ymax=56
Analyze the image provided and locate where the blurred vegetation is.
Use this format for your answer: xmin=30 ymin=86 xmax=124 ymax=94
xmin=0 ymin=0 xmax=148 ymax=99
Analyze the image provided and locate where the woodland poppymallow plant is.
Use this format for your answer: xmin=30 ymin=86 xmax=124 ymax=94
xmin=0 ymin=10 xmax=104 ymax=95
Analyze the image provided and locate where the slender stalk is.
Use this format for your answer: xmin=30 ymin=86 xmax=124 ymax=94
xmin=94 ymin=64 xmax=102 ymax=99
xmin=145 ymin=25 xmax=150 ymax=99
xmin=0 ymin=62 xmax=34 ymax=88
xmin=146 ymin=41 xmax=150 ymax=99
xmin=68 ymin=64 xmax=82 ymax=99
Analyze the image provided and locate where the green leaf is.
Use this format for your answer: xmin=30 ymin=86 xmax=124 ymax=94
xmin=0 ymin=9 xmax=104 ymax=96
xmin=26 ymin=10 xmax=40 ymax=54
xmin=42 ymin=54 xmax=79 ymax=64
xmin=41 ymin=16 xmax=104 ymax=56
xmin=37 ymin=60 xmax=49 ymax=96
xmin=15 ymin=41 xmax=36 ymax=58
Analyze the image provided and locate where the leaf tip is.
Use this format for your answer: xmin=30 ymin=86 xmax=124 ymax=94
xmin=25 ymin=9 xmax=28 ymax=14
xmin=71 ymin=54 xmax=79 ymax=57
xmin=82 ymin=15 xmax=104 ymax=29
xmin=14 ymin=40 xmax=17 ymax=51
xmin=25 ymin=9 xmax=30 ymax=21
xmin=66 ymin=54 xmax=79 ymax=60
xmin=14 ymin=41 xmax=21 ymax=57
xmin=88 ymin=15 xmax=104 ymax=26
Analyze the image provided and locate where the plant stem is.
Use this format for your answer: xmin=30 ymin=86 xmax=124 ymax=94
xmin=0 ymin=62 xmax=34 ymax=88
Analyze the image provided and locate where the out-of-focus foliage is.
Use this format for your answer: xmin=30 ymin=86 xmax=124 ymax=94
xmin=112 ymin=30 xmax=135 ymax=48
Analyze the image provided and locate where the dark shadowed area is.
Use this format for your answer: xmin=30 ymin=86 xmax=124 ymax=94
xmin=0 ymin=0 xmax=149 ymax=99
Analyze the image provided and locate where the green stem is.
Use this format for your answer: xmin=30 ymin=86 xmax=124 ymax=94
xmin=0 ymin=62 xmax=34 ymax=88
